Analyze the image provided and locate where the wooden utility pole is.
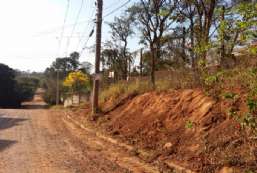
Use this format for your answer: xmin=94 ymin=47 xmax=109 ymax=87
xmin=56 ymin=70 xmax=60 ymax=105
xmin=92 ymin=0 xmax=103 ymax=115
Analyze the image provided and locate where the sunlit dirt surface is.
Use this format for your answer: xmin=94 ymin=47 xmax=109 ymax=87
xmin=0 ymin=90 xmax=130 ymax=173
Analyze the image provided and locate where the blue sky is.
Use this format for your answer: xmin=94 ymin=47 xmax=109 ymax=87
xmin=0 ymin=0 xmax=138 ymax=72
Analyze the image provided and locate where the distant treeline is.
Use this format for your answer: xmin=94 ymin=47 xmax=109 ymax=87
xmin=0 ymin=63 xmax=39 ymax=108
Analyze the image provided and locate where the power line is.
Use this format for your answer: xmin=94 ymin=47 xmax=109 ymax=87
xmin=77 ymin=1 xmax=96 ymax=54
xmin=103 ymin=0 xmax=131 ymax=18
xmin=79 ymin=24 xmax=95 ymax=56
xmin=73 ymin=0 xmax=132 ymax=58
xmin=33 ymin=19 xmax=93 ymax=37
xmin=57 ymin=0 xmax=71 ymax=57
xmin=79 ymin=0 xmax=132 ymax=56
xmin=65 ymin=0 xmax=85 ymax=56
xmin=76 ymin=1 xmax=96 ymax=51
xmin=104 ymin=0 xmax=122 ymax=10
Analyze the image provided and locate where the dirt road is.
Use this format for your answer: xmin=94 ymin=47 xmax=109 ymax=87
xmin=0 ymin=90 xmax=162 ymax=173
xmin=0 ymin=101 xmax=133 ymax=173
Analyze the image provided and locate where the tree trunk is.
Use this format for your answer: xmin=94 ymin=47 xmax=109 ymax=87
xmin=140 ymin=48 xmax=143 ymax=77
xmin=182 ymin=27 xmax=187 ymax=63
xmin=150 ymin=44 xmax=156 ymax=88
xmin=123 ymin=40 xmax=128 ymax=80
xmin=220 ymin=5 xmax=225 ymax=67
xmin=190 ymin=17 xmax=195 ymax=69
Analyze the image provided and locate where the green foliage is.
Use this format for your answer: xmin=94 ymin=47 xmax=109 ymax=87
xmin=223 ymin=92 xmax=238 ymax=100
xmin=42 ymin=79 xmax=58 ymax=105
xmin=194 ymin=42 xmax=212 ymax=55
xmin=16 ymin=77 xmax=39 ymax=101
xmin=63 ymin=71 xmax=90 ymax=95
xmin=43 ymin=52 xmax=82 ymax=105
xmin=201 ymin=70 xmax=224 ymax=98
xmin=185 ymin=120 xmax=194 ymax=129
xmin=227 ymin=108 xmax=238 ymax=118
xmin=0 ymin=63 xmax=38 ymax=108
xmin=235 ymin=113 xmax=257 ymax=135
xmin=249 ymin=45 xmax=257 ymax=55
xmin=245 ymin=170 xmax=254 ymax=173
xmin=247 ymin=98 xmax=257 ymax=113
xmin=159 ymin=8 xmax=170 ymax=17
xmin=204 ymin=75 xmax=219 ymax=86
xmin=217 ymin=1 xmax=257 ymax=57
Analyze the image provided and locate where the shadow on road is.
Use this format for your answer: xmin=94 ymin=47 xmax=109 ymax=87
xmin=0 ymin=117 xmax=27 ymax=130
xmin=21 ymin=104 xmax=49 ymax=110
xmin=0 ymin=139 xmax=17 ymax=152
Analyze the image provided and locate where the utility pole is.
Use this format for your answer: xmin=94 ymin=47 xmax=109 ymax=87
xmin=56 ymin=70 xmax=60 ymax=105
xmin=92 ymin=0 xmax=103 ymax=115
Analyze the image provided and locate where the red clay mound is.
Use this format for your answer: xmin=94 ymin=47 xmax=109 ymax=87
xmin=102 ymin=89 xmax=257 ymax=172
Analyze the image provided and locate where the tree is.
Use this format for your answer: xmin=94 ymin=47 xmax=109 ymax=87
xmin=43 ymin=52 xmax=81 ymax=104
xmin=63 ymin=71 xmax=90 ymax=104
xmin=101 ymin=41 xmax=133 ymax=81
xmin=129 ymin=0 xmax=177 ymax=87
xmin=79 ymin=61 xmax=93 ymax=75
xmin=0 ymin=63 xmax=38 ymax=108
xmin=177 ymin=0 xmax=197 ymax=67
xmin=16 ymin=76 xmax=39 ymax=101
xmin=217 ymin=1 xmax=257 ymax=65
xmin=108 ymin=14 xmax=134 ymax=80
xmin=47 ymin=51 xmax=80 ymax=79
xmin=193 ymin=0 xmax=217 ymax=60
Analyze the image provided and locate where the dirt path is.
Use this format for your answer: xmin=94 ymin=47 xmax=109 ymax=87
xmin=0 ymin=89 xmax=162 ymax=173
xmin=0 ymin=102 xmax=132 ymax=173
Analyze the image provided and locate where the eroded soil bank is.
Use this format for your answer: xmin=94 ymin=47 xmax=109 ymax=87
xmin=68 ymin=89 xmax=257 ymax=173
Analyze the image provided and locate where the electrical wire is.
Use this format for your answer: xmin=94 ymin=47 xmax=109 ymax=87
xmin=56 ymin=0 xmax=71 ymax=57
xmin=103 ymin=0 xmax=131 ymax=18
xmin=76 ymin=1 xmax=96 ymax=53
xmin=104 ymin=0 xmax=122 ymax=11
xmin=78 ymin=0 xmax=132 ymax=58
xmin=79 ymin=24 xmax=95 ymax=56
xmin=65 ymin=0 xmax=85 ymax=56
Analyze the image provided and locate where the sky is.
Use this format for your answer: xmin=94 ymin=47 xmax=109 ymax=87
xmin=0 ymin=0 xmax=138 ymax=72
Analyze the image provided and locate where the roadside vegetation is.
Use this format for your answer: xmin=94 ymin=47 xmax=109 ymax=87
xmin=42 ymin=52 xmax=92 ymax=105
xmin=0 ymin=63 xmax=40 ymax=108
xmin=42 ymin=0 xmax=256 ymax=172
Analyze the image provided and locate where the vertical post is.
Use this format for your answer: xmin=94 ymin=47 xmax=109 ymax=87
xmin=140 ymin=48 xmax=143 ymax=77
xmin=92 ymin=0 xmax=103 ymax=115
xmin=182 ymin=27 xmax=186 ymax=62
xmin=56 ymin=70 xmax=60 ymax=105
xmin=220 ymin=5 xmax=225 ymax=66
xmin=128 ymin=58 xmax=131 ymax=81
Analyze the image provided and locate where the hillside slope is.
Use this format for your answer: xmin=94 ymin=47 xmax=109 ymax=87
xmin=101 ymin=89 xmax=257 ymax=172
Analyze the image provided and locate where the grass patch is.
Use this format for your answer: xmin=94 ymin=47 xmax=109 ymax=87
xmin=100 ymin=80 xmax=151 ymax=103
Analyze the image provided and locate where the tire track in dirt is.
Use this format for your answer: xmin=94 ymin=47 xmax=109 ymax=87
xmin=0 ymin=107 xmax=130 ymax=173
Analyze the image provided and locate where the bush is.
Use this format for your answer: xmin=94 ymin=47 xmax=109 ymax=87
xmin=42 ymin=79 xmax=60 ymax=105
xmin=0 ymin=63 xmax=38 ymax=108
xmin=16 ymin=77 xmax=39 ymax=101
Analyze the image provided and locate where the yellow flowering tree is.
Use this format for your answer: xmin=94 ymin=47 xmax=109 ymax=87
xmin=63 ymin=71 xmax=90 ymax=104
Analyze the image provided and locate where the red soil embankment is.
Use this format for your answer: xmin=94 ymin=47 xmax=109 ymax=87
xmin=101 ymin=89 xmax=257 ymax=172
xmin=69 ymin=89 xmax=257 ymax=172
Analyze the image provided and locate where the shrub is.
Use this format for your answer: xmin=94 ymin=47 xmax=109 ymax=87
xmin=0 ymin=63 xmax=38 ymax=108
